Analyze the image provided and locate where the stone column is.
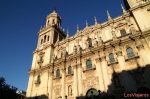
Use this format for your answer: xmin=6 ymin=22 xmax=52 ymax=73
xmin=77 ymin=64 xmax=83 ymax=96
xmin=73 ymin=65 xmax=78 ymax=96
xmin=95 ymin=58 xmax=105 ymax=92
xmin=48 ymin=68 xmax=53 ymax=99
xmin=100 ymin=55 xmax=110 ymax=92
xmin=116 ymin=49 xmax=126 ymax=71
xmin=61 ymin=66 xmax=66 ymax=99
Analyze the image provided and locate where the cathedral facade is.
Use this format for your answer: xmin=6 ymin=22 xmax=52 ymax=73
xmin=26 ymin=0 xmax=150 ymax=99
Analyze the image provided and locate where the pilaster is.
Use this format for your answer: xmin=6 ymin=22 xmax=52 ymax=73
xmin=77 ymin=64 xmax=83 ymax=96
xmin=73 ymin=65 xmax=78 ymax=96
xmin=100 ymin=54 xmax=110 ymax=92
xmin=115 ymin=47 xmax=126 ymax=71
xmin=95 ymin=57 xmax=105 ymax=92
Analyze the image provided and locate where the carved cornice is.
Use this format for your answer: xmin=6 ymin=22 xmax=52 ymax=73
xmin=28 ymin=64 xmax=51 ymax=75
xmin=52 ymin=31 xmax=146 ymax=64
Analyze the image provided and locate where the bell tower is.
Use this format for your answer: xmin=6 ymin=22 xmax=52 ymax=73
xmin=26 ymin=10 xmax=66 ymax=97
xmin=46 ymin=10 xmax=61 ymax=27
xmin=124 ymin=0 xmax=143 ymax=9
xmin=124 ymin=0 xmax=150 ymax=32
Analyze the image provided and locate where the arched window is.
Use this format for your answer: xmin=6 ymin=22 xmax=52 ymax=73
xmin=47 ymin=36 xmax=49 ymax=41
xmin=44 ymin=35 xmax=47 ymax=43
xmin=126 ymin=47 xmax=134 ymax=58
xmin=37 ymin=75 xmax=40 ymax=82
xmin=109 ymin=53 xmax=115 ymax=63
xmin=47 ymin=20 xmax=49 ymax=24
xmin=86 ymin=88 xmax=99 ymax=97
xmin=56 ymin=68 xmax=60 ymax=77
xmin=68 ymin=85 xmax=72 ymax=96
xmin=41 ymin=39 xmax=43 ymax=44
xmin=68 ymin=66 xmax=72 ymax=75
xmin=35 ymin=75 xmax=40 ymax=84
xmin=86 ymin=59 xmax=92 ymax=69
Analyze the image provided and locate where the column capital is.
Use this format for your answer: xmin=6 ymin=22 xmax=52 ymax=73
xmin=95 ymin=58 xmax=100 ymax=62
xmin=77 ymin=64 xmax=82 ymax=68
xmin=100 ymin=56 xmax=106 ymax=61
xmin=72 ymin=65 xmax=77 ymax=70
xmin=136 ymin=44 xmax=144 ymax=50
xmin=116 ymin=51 xmax=122 ymax=56
xmin=61 ymin=67 xmax=66 ymax=73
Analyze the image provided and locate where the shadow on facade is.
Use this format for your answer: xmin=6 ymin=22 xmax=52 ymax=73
xmin=26 ymin=65 xmax=150 ymax=99
xmin=77 ymin=64 xmax=150 ymax=99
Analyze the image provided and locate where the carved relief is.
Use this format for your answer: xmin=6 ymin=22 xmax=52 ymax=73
xmin=115 ymin=46 xmax=122 ymax=56
xmin=136 ymin=40 xmax=144 ymax=50
xmin=83 ymin=77 xmax=99 ymax=93
xmin=54 ymin=85 xmax=62 ymax=96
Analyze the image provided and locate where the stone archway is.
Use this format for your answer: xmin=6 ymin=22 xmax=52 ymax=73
xmin=86 ymin=88 xmax=99 ymax=97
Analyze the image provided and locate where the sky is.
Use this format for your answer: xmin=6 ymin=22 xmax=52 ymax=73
xmin=0 ymin=0 xmax=125 ymax=91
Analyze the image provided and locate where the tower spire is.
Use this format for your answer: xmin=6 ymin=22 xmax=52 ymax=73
xmin=77 ymin=24 xmax=80 ymax=32
xmin=94 ymin=16 xmax=98 ymax=25
xmin=107 ymin=10 xmax=112 ymax=21
xmin=66 ymin=29 xmax=69 ymax=38
xmin=86 ymin=20 xmax=89 ymax=27
xmin=121 ymin=4 xmax=126 ymax=14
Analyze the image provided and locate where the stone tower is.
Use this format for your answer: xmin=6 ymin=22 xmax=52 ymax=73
xmin=124 ymin=0 xmax=150 ymax=31
xmin=26 ymin=10 xmax=66 ymax=98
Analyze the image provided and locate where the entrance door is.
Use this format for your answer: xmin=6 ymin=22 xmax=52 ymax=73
xmin=86 ymin=88 xmax=99 ymax=97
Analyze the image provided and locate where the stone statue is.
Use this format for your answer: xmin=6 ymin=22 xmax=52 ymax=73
xmin=77 ymin=44 xmax=82 ymax=54
xmin=98 ymin=36 xmax=103 ymax=46
xmin=93 ymin=37 xmax=98 ymax=47
xmin=130 ymin=25 xmax=137 ymax=34
xmin=62 ymin=49 xmax=67 ymax=58
xmin=112 ymin=28 xmax=117 ymax=40
xmin=73 ymin=45 xmax=77 ymax=54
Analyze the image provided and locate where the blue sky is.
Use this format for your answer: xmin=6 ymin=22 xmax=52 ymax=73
xmin=0 ymin=0 xmax=125 ymax=91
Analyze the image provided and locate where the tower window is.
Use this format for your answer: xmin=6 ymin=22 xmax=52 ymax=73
xmin=86 ymin=59 xmax=92 ymax=69
xmin=52 ymin=19 xmax=55 ymax=24
xmin=120 ymin=29 xmax=126 ymax=36
xmin=126 ymin=47 xmax=135 ymax=58
xmin=47 ymin=20 xmax=50 ymax=26
xmin=68 ymin=66 xmax=72 ymax=75
xmin=38 ymin=55 xmax=43 ymax=64
xmin=109 ymin=53 xmax=115 ymax=63
xmin=41 ymin=39 xmax=43 ymax=44
xmin=56 ymin=68 xmax=60 ymax=77
xmin=44 ymin=35 xmax=47 ymax=43
xmin=35 ymin=75 xmax=41 ymax=84
xmin=47 ymin=36 xmax=49 ymax=41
